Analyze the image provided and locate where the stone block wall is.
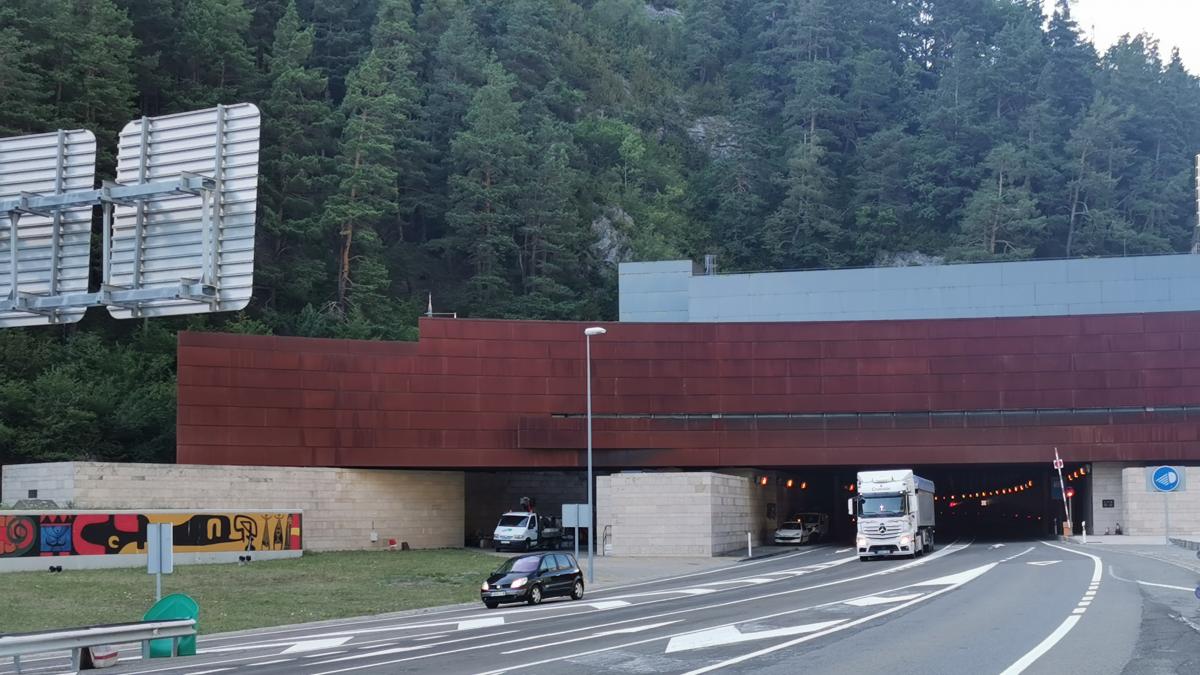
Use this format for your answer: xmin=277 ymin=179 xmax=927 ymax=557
xmin=1089 ymin=462 xmax=1131 ymax=535
xmin=597 ymin=470 xmax=763 ymax=557
xmin=1120 ymin=466 xmax=1200 ymax=536
xmin=2 ymin=462 xmax=464 ymax=551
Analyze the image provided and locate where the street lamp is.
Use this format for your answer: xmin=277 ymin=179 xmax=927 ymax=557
xmin=584 ymin=326 xmax=606 ymax=584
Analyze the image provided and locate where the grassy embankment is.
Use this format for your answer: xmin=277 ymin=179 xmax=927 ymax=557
xmin=0 ymin=549 xmax=502 ymax=634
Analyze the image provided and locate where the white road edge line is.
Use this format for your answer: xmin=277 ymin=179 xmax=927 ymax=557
xmin=997 ymin=541 xmax=1102 ymax=675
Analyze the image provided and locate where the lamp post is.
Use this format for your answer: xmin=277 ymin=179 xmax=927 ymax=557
xmin=584 ymin=326 xmax=606 ymax=585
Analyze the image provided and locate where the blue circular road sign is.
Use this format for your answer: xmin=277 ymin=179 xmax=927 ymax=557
xmin=1152 ymin=466 xmax=1181 ymax=492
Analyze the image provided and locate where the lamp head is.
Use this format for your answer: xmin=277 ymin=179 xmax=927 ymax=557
xmin=584 ymin=327 xmax=607 ymax=336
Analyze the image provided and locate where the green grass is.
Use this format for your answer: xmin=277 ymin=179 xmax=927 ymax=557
xmin=0 ymin=549 xmax=504 ymax=634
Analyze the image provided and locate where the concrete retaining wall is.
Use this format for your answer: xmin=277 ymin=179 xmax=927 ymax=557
xmin=1121 ymin=466 xmax=1200 ymax=536
xmin=1 ymin=462 xmax=464 ymax=552
xmin=596 ymin=471 xmax=775 ymax=557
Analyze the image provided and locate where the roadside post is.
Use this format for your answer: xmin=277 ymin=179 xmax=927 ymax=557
xmin=1147 ymin=466 xmax=1185 ymax=544
xmin=146 ymin=523 xmax=174 ymax=602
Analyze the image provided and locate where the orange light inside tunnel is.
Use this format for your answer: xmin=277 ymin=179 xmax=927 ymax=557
xmin=786 ymin=479 xmax=794 ymax=488
xmin=800 ymin=481 xmax=808 ymax=490
xmin=759 ymin=476 xmax=768 ymax=486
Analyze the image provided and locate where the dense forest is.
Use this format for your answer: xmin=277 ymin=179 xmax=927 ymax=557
xmin=1 ymin=0 xmax=1198 ymax=466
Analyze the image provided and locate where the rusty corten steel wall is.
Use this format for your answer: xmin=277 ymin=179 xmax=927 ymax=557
xmin=177 ymin=313 xmax=1200 ymax=468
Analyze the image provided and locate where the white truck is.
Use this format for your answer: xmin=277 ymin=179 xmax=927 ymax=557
xmin=492 ymin=511 xmax=563 ymax=552
xmin=850 ymin=469 xmax=935 ymax=560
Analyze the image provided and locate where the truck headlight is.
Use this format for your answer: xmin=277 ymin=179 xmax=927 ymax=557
xmin=856 ymin=535 xmax=867 ymax=547
xmin=511 ymin=577 xmax=528 ymax=589
xmin=899 ymin=535 xmax=911 ymax=546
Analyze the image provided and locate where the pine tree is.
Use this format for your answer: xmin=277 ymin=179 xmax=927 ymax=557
xmin=958 ymin=143 xmax=1045 ymax=258
xmin=0 ymin=7 xmax=51 ymax=136
xmin=442 ymin=62 xmax=530 ymax=314
xmin=257 ymin=0 xmax=336 ymax=316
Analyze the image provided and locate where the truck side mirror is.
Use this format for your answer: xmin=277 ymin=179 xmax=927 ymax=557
xmin=847 ymin=498 xmax=854 ymax=516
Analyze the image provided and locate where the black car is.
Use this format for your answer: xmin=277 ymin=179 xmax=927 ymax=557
xmin=480 ymin=552 xmax=585 ymax=608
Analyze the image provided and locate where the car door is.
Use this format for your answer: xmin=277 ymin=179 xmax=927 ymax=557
xmin=552 ymin=554 xmax=575 ymax=594
xmin=536 ymin=555 xmax=558 ymax=594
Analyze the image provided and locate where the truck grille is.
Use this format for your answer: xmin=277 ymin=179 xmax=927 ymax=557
xmin=862 ymin=522 xmax=902 ymax=539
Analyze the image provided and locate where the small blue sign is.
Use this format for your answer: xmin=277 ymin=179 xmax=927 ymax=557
xmin=1152 ymin=466 xmax=1181 ymax=492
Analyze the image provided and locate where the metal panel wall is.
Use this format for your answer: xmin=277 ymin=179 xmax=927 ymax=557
xmin=176 ymin=313 xmax=1200 ymax=469
xmin=108 ymin=103 xmax=260 ymax=318
xmin=0 ymin=130 xmax=96 ymax=326
xmin=618 ymin=256 xmax=1200 ymax=323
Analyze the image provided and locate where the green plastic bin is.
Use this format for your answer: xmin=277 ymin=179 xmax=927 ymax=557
xmin=143 ymin=593 xmax=199 ymax=657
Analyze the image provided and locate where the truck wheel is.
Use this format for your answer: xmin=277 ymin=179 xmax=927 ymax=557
xmin=484 ymin=600 xmax=499 ymax=609
xmin=527 ymin=584 xmax=543 ymax=605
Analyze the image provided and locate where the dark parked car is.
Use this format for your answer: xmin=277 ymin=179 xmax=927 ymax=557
xmin=480 ymin=552 xmax=585 ymax=608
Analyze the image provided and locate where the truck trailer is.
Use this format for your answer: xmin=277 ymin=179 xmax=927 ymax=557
xmin=851 ymin=469 xmax=935 ymax=560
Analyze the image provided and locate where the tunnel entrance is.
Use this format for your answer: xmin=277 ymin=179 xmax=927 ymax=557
xmin=769 ymin=463 xmax=1090 ymax=544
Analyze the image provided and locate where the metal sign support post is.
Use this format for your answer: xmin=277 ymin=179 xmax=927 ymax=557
xmin=1053 ymin=448 xmax=1070 ymax=536
xmin=1164 ymin=490 xmax=1170 ymax=545
xmin=574 ymin=505 xmax=580 ymax=561
xmin=147 ymin=523 xmax=174 ymax=602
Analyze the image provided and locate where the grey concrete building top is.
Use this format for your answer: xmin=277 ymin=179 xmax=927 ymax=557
xmin=618 ymin=255 xmax=1200 ymax=322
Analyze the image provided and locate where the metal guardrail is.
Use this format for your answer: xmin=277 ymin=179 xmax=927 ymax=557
xmin=0 ymin=618 xmax=196 ymax=673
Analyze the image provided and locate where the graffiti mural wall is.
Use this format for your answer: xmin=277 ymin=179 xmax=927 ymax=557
xmin=0 ymin=512 xmax=302 ymax=558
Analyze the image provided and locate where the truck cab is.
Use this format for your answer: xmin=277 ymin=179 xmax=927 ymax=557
xmin=851 ymin=470 xmax=935 ymax=560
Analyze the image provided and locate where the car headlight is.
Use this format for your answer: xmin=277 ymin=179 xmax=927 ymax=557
xmin=510 ymin=577 xmax=527 ymax=589
xmin=481 ymin=581 xmax=489 ymax=591
xmin=899 ymin=535 xmax=911 ymax=546
xmin=856 ymin=535 xmax=867 ymax=547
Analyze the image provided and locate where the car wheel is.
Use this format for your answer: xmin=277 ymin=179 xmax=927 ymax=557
xmin=571 ymin=579 xmax=584 ymax=600
xmin=484 ymin=600 xmax=499 ymax=609
xmin=527 ymin=584 xmax=543 ymax=605
xmin=523 ymin=539 xmax=532 ymax=552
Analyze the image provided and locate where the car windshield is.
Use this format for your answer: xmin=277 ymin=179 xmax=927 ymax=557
xmin=498 ymin=515 xmax=529 ymax=528
xmin=858 ymin=494 xmax=906 ymax=518
xmin=495 ymin=556 xmax=540 ymax=574
xmin=780 ymin=522 xmax=803 ymax=529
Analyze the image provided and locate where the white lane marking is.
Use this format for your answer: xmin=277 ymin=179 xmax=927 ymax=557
xmin=1000 ymin=546 xmax=1035 ymax=563
xmin=1027 ymin=561 xmax=1061 ymax=566
xmin=1135 ymin=580 xmax=1196 ymax=592
xmin=678 ymin=563 xmax=997 ymax=674
xmin=303 ymin=652 xmax=347 ymax=658
xmin=836 ymin=548 xmax=852 ymax=553
xmin=590 ymin=548 xmax=820 ymax=594
xmin=587 ymin=600 xmax=630 ymax=610
xmin=997 ymin=542 xmax=1103 ymax=675
xmin=990 ymin=544 xmax=1006 ymax=549
xmin=843 ymin=592 xmax=923 ymax=607
xmin=698 ymin=577 xmax=774 ymax=586
xmin=187 ymin=669 xmax=233 ymax=675
xmin=665 ymin=620 xmax=845 ymax=653
xmin=310 ymin=541 xmax=973 ymax=675
xmin=456 ymin=618 xmax=505 ymax=630
xmin=312 ymin=630 xmax=518 ymax=665
xmin=282 ymin=638 xmax=354 ymax=654
xmin=502 ymin=621 xmax=683 ymax=655
xmin=251 ymin=660 xmax=293 ymax=666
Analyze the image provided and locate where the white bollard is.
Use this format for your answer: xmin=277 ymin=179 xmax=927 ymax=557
xmin=1082 ymin=521 xmax=1087 ymax=544
xmin=747 ymin=532 xmax=752 ymax=559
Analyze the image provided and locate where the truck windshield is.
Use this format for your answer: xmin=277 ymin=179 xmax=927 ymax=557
xmin=858 ymin=494 xmax=906 ymax=517
xmin=498 ymin=515 xmax=529 ymax=528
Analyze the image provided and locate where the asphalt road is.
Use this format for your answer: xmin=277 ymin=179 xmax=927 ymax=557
xmin=6 ymin=539 xmax=1199 ymax=674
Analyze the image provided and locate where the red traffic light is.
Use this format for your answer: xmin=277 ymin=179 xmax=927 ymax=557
xmin=1065 ymin=487 xmax=1076 ymax=499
